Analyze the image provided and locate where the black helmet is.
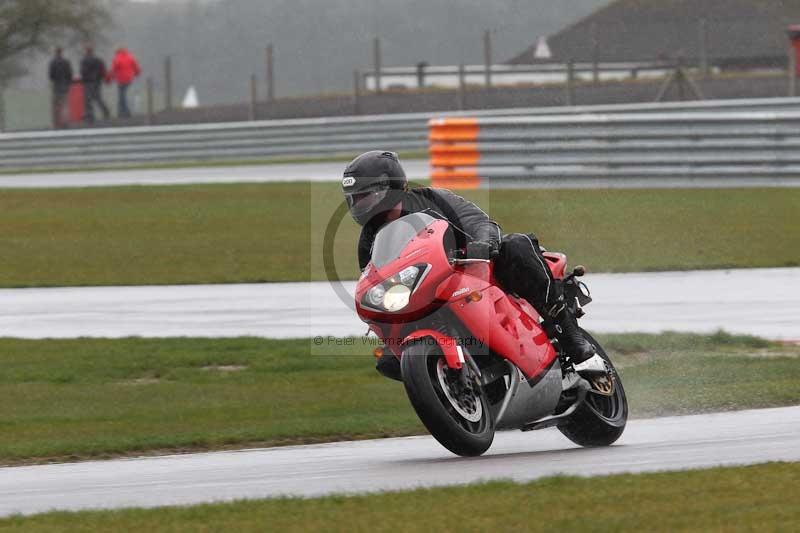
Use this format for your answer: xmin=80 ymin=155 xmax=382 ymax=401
xmin=342 ymin=150 xmax=408 ymax=226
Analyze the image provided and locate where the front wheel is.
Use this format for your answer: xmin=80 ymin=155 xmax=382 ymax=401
xmin=401 ymin=339 xmax=494 ymax=457
xmin=558 ymin=330 xmax=628 ymax=447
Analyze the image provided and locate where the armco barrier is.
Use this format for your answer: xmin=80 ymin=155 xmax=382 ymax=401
xmin=0 ymin=114 xmax=429 ymax=171
xmin=429 ymin=111 xmax=800 ymax=188
xmin=6 ymin=97 xmax=800 ymax=172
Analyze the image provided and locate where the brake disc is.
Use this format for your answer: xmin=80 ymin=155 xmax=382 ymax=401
xmin=436 ymin=358 xmax=483 ymax=422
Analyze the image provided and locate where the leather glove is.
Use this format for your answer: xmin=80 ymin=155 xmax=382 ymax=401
xmin=466 ymin=240 xmax=498 ymax=260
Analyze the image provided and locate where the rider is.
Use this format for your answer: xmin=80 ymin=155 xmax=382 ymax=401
xmin=342 ymin=150 xmax=606 ymax=378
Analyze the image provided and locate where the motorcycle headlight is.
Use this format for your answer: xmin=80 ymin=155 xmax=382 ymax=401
xmin=383 ymin=284 xmax=411 ymax=312
xmin=398 ymin=265 xmax=419 ymax=286
xmin=366 ymin=283 xmax=386 ymax=307
xmin=363 ymin=264 xmax=427 ymax=312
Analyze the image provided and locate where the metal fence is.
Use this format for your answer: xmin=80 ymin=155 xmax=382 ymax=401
xmin=5 ymin=96 xmax=800 ymax=172
xmin=430 ymin=109 xmax=800 ymax=188
xmin=363 ymin=60 xmax=677 ymax=91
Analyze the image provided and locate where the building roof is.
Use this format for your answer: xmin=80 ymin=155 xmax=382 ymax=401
xmin=507 ymin=0 xmax=800 ymax=65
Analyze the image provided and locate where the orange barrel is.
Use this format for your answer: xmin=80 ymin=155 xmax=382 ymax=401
xmin=428 ymin=117 xmax=479 ymax=142
xmin=430 ymin=168 xmax=480 ymax=189
xmin=68 ymin=80 xmax=84 ymax=124
xmin=790 ymin=25 xmax=800 ymax=76
xmin=428 ymin=118 xmax=481 ymax=189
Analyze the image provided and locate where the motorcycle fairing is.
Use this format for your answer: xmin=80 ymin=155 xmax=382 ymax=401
xmin=444 ymin=282 xmax=557 ymax=379
xmin=355 ymin=219 xmax=453 ymax=322
xmin=402 ymin=329 xmax=464 ymax=370
xmin=355 ymin=214 xmax=558 ymax=381
xmin=542 ymin=252 xmax=567 ymax=280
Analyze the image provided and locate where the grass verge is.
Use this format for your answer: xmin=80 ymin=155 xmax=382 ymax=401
xmin=1 ymin=462 xmax=798 ymax=531
xmin=0 ymin=184 xmax=797 ymax=287
xmin=0 ymin=331 xmax=797 ymax=465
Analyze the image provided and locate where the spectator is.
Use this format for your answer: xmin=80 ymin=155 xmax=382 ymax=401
xmin=80 ymin=45 xmax=110 ymax=124
xmin=108 ymin=47 xmax=141 ymax=118
xmin=48 ymin=47 xmax=73 ymax=129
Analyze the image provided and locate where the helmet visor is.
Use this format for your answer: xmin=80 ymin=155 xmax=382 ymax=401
xmin=345 ymin=182 xmax=391 ymax=220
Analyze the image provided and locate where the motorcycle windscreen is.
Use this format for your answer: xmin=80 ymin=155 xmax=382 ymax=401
xmin=370 ymin=212 xmax=438 ymax=268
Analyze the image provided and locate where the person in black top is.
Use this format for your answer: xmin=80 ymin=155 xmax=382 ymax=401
xmin=80 ymin=45 xmax=110 ymax=124
xmin=342 ymin=150 xmax=606 ymax=378
xmin=48 ymin=48 xmax=73 ymax=129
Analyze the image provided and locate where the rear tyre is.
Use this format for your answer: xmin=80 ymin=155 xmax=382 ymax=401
xmin=558 ymin=330 xmax=627 ymax=447
xmin=401 ymin=339 xmax=493 ymax=457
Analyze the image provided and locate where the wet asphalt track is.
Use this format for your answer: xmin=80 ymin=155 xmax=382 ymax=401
xmin=1 ymin=406 xmax=799 ymax=517
xmin=0 ymin=161 xmax=429 ymax=188
xmin=3 ymin=161 xmax=800 ymax=189
xmin=1 ymin=268 xmax=798 ymax=341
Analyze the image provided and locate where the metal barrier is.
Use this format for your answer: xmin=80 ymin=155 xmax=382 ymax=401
xmin=429 ymin=110 xmax=800 ymax=189
xmin=5 ymin=96 xmax=800 ymax=172
xmin=0 ymin=114 xmax=429 ymax=171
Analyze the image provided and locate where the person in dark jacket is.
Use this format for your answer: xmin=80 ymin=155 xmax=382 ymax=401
xmin=80 ymin=45 xmax=110 ymax=124
xmin=342 ymin=150 xmax=606 ymax=378
xmin=48 ymin=48 xmax=73 ymax=129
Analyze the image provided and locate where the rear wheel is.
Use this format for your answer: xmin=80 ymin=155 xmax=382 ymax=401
xmin=558 ymin=330 xmax=627 ymax=447
xmin=401 ymin=339 xmax=493 ymax=456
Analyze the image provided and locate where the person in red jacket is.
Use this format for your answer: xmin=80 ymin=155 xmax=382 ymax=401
xmin=108 ymin=47 xmax=141 ymax=118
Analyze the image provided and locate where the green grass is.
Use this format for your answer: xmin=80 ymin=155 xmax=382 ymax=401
xmin=0 ymin=332 xmax=797 ymax=465
xmin=0 ymin=183 xmax=797 ymax=287
xmin=600 ymin=331 xmax=798 ymax=416
xmin=2 ymin=462 xmax=798 ymax=532
xmin=486 ymin=187 xmax=800 ymax=273
xmin=0 ymin=183 xmax=312 ymax=287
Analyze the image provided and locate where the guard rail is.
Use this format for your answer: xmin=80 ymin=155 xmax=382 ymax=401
xmin=429 ymin=110 xmax=800 ymax=188
xmin=4 ymin=97 xmax=800 ymax=172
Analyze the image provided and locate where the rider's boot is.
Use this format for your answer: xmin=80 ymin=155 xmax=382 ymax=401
xmin=548 ymin=297 xmax=606 ymax=376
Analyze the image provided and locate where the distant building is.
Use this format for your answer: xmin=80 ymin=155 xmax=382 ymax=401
xmin=507 ymin=0 xmax=800 ymax=71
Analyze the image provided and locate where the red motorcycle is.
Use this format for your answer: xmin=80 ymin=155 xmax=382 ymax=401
xmin=355 ymin=212 xmax=627 ymax=456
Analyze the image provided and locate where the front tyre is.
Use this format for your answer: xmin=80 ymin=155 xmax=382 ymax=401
xmin=401 ymin=339 xmax=493 ymax=457
xmin=558 ymin=330 xmax=628 ymax=447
